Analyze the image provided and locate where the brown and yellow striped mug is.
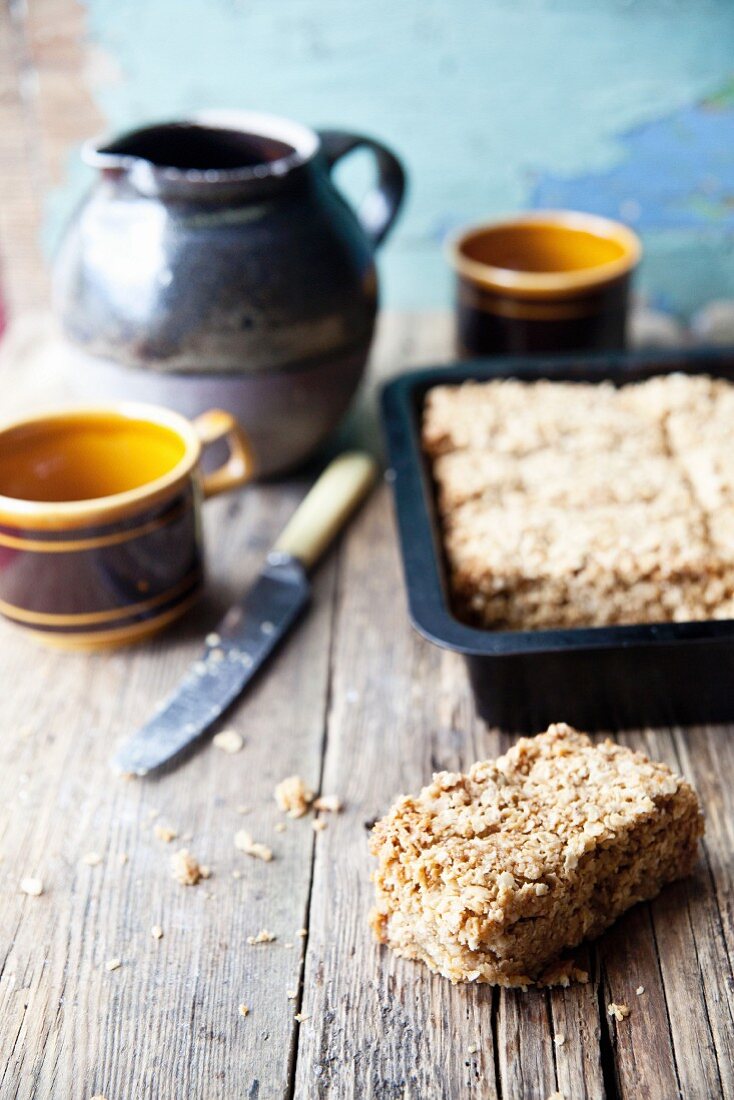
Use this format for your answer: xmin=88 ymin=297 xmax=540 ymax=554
xmin=0 ymin=403 xmax=254 ymax=649
xmin=449 ymin=210 xmax=642 ymax=355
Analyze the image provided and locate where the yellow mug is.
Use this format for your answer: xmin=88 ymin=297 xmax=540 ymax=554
xmin=0 ymin=403 xmax=254 ymax=649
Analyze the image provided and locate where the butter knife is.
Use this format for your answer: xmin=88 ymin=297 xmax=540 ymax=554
xmin=112 ymin=451 xmax=377 ymax=776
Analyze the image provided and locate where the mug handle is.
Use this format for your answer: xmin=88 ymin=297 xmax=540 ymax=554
xmin=318 ymin=129 xmax=406 ymax=249
xmin=194 ymin=409 xmax=255 ymax=499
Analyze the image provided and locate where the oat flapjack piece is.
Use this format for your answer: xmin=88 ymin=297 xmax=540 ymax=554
xmin=369 ymin=725 xmax=703 ymax=987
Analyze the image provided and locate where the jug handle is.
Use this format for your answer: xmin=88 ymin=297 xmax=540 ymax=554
xmin=318 ymin=130 xmax=406 ymax=249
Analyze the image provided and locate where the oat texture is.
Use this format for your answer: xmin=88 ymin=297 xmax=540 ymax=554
xmin=370 ymin=725 xmax=703 ymax=986
xmin=423 ymin=374 xmax=734 ymax=630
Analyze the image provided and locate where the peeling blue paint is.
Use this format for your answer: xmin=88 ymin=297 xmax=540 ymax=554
xmin=47 ymin=0 xmax=734 ymax=312
xmin=532 ymin=103 xmax=734 ymax=231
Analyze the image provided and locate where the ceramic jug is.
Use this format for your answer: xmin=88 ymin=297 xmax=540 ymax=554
xmin=53 ymin=111 xmax=406 ymax=476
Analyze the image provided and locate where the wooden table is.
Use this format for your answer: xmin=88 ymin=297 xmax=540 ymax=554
xmin=1 ymin=313 xmax=732 ymax=1100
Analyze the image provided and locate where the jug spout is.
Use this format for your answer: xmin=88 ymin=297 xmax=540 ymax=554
xmin=82 ymin=138 xmax=132 ymax=174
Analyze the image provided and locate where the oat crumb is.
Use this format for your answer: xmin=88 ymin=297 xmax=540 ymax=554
xmin=275 ymin=775 xmax=314 ymax=818
xmin=608 ymin=1001 xmax=631 ymax=1022
xmin=312 ymin=819 xmax=327 ymax=832
xmin=20 ymin=877 xmax=43 ymax=896
xmin=294 ymin=1012 xmax=310 ymax=1023
xmin=235 ymin=829 xmax=273 ymax=862
xmin=247 ymin=929 xmax=276 ymax=945
xmin=236 ymin=805 xmax=251 ymax=815
xmin=82 ymin=852 xmax=102 ymax=866
xmin=547 ymin=1093 xmax=565 ymax=1100
xmin=105 ymin=958 xmax=121 ymax=972
xmin=171 ymin=847 xmax=209 ymax=886
xmin=147 ymin=808 xmax=160 ymax=820
xmin=286 ymin=989 xmax=298 ymax=999
xmin=274 ymin=822 xmax=287 ymax=833
xmin=314 ymin=795 xmax=343 ymax=813
xmin=467 ymin=1043 xmax=478 ymax=1054
xmin=213 ymin=729 xmax=244 ymax=754
xmin=231 ymin=869 xmax=242 ymax=879
xmin=554 ymin=1034 xmax=566 ymax=1046
xmin=297 ymin=928 xmax=308 ymax=938
xmin=154 ymin=824 xmax=178 ymax=843
xmin=238 ymin=1003 xmax=250 ymax=1017
xmin=118 ymin=852 xmax=129 ymax=865
xmin=636 ymin=985 xmax=645 ymax=996
xmin=151 ymin=925 xmax=164 ymax=940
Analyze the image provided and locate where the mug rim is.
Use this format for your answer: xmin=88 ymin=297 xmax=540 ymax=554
xmin=0 ymin=401 xmax=203 ymax=531
xmin=447 ymin=210 xmax=642 ymax=300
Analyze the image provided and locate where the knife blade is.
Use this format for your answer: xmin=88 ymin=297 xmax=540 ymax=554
xmin=112 ymin=451 xmax=377 ymax=776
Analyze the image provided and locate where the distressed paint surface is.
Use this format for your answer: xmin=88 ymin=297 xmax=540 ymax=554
xmin=47 ymin=0 xmax=734 ymax=312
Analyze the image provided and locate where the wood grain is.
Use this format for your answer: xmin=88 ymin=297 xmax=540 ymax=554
xmin=0 ymin=311 xmax=733 ymax=1099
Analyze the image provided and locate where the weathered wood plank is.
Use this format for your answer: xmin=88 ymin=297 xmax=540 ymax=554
xmin=549 ymin=946 xmax=606 ymax=1100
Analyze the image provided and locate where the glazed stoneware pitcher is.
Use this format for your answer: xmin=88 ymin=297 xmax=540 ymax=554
xmin=53 ymin=111 xmax=406 ymax=476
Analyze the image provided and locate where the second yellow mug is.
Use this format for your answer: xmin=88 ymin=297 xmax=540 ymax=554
xmin=449 ymin=210 xmax=642 ymax=356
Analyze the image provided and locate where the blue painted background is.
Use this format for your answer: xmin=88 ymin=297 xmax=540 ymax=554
xmin=51 ymin=0 xmax=734 ymax=315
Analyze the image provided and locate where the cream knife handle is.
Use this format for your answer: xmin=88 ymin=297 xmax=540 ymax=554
xmin=273 ymin=451 xmax=378 ymax=571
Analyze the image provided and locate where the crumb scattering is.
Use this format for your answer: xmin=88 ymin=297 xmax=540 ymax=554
xmin=608 ymin=1002 xmax=631 ymax=1022
xmin=275 ymin=775 xmax=314 ymax=818
xmin=314 ymin=795 xmax=343 ymax=813
xmin=238 ymin=1003 xmax=249 ymax=1017
xmin=151 ymin=925 xmax=164 ymax=940
xmin=235 ymin=830 xmax=273 ymax=862
xmin=82 ymin=852 xmax=102 ymax=866
xmin=154 ymin=824 xmax=178 ymax=843
xmin=247 ymin=929 xmax=276 ymax=945
xmin=213 ymin=729 xmax=244 ymax=754
xmin=171 ymin=848 xmax=210 ymax=886
xmin=636 ymin=985 xmax=645 ymax=995
xmin=20 ymin=877 xmax=43 ymax=897
xmin=105 ymin=958 xmax=121 ymax=972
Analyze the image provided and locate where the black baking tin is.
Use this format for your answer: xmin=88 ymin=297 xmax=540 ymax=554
xmin=381 ymin=348 xmax=734 ymax=732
